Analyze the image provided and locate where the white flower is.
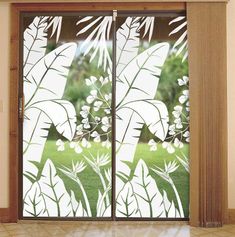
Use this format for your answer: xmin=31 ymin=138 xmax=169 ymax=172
xmin=94 ymin=101 xmax=103 ymax=112
xmin=177 ymin=76 xmax=189 ymax=86
xmin=81 ymin=138 xmax=91 ymax=148
xmin=95 ymin=116 xmax=101 ymax=122
xmin=70 ymin=141 xmax=83 ymax=154
xmin=95 ymin=153 xmax=110 ymax=167
xmin=84 ymin=153 xmax=110 ymax=173
xmin=104 ymin=93 xmax=112 ymax=101
xmin=174 ymin=118 xmax=183 ymax=129
xmin=56 ymin=139 xmax=65 ymax=151
xmin=75 ymin=145 xmax=83 ymax=154
xmin=104 ymin=108 xmax=111 ymax=114
xmin=99 ymin=76 xmax=109 ymax=85
xmin=91 ymin=131 xmax=101 ymax=143
xmin=164 ymin=160 xmax=179 ymax=174
xmin=162 ymin=141 xmax=175 ymax=154
xmin=76 ymin=124 xmax=83 ymax=136
xmin=151 ymin=161 xmax=179 ymax=183
xmin=70 ymin=141 xmax=76 ymax=148
xmin=174 ymin=138 xmax=184 ymax=148
xmin=183 ymin=131 xmax=190 ymax=142
xmin=86 ymin=90 xmax=97 ymax=104
xmin=71 ymin=160 xmax=86 ymax=174
xmin=85 ymin=76 xmax=97 ymax=86
xmin=59 ymin=161 xmax=86 ymax=180
xmin=81 ymin=118 xmax=90 ymax=129
xmin=169 ymin=124 xmax=176 ymax=135
xmin=80 ymin=105 xmax=90 ymax=118
xmin=172 ymin=105 xmax=183 ymax=118
xmin=101 ymin=116 xmax=110 ymax=132
xmin=102 ymin=139 xmax=111 ymax=149
xmin=179 ymin=90 xmax=189 ymax=104
xmin=148 ymin=139 xmax=157 ymax=151
xmin=186 ymin=101 xmax=190 ymax=112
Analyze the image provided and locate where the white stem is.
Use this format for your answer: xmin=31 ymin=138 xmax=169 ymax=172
xmin=97 ymin=186 xmax=111 ymax=217
xmin=98 ymin=171 xmax=110 ymax=206
xmin=170 ymin=178 xmax=184 ymax=217
xmin=76 ymin=177 xmax=92 ymax=217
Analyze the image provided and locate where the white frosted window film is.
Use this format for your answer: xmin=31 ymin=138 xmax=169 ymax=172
xmin=22 ymin=15 xmax=112 ymax=218
xmin=22 ymin=14 xmax=189 ymax=220
xmin=115 ymin=16 xmax=189 ymax=218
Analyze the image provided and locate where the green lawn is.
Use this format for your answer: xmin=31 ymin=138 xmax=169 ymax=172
xmin=38 ymin=140 xmax=189 ymax=217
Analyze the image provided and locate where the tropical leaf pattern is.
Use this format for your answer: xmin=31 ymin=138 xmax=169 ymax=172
xmin=116 ymin=182 xmax=140 ymax=217
xmin=169 ymin=16 xmax=188 ymax=62
xmin=115 ymin=19 xmax=170 ymax=193
xmin=46 ymin=16 xmax=63 ymax=43
xmin=22 ymin=14 xmax=189 ymax=218
xmin=23 ymin=16 xmax=48 ymax=75
xmin=76 ymin=16 xmax=113 ymax=71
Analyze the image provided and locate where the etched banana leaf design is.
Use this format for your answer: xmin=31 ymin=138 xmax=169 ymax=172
xmin=22 ymin=16 xmax=186 ymax=218
xmin=169 ymin=16 xmax=188 ymax=62
xmin=115 ymin=17 xmax=170 ymax=184
xmin=23 ymin=17 xmax=78 ymax=216
xmin=116 ymin=159 xmax=181 ymax=218
xmin=24 ymin=159 xmax=88 ymax=217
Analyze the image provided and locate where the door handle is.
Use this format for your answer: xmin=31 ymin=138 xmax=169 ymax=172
xmin=19 ymin=94 xmax=24 ymax=120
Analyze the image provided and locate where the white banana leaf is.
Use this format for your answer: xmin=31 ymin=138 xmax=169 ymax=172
xmin=116 ymin=43 xmax=169 ymax=180
xmin=23 ymin=16 xmax=48 ymax=76
xmin=130 ymin=159 xmax=166 ymax=217
xmin=38 ymin=159 xmax=73 ymax=217
xmin=23 ymin=181 xmax=48 ymax=217
xmin=24 ymin=43 xmax=77 ymax=106
xmin=116 ymin=181 xmax=140 ymax=218
xmin=29 ymin=99 xmax=76 ymax=141
xmin=116 ymin=17 xmax=140 ymax=76
xmin=23 ymin=43 xmax=77 ymax=192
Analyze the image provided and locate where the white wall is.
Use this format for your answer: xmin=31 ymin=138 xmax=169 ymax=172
xmin=227 ymin=0 xmax=235 ymax=209
xmin=0 ymin=2 xmax=10 ymax=208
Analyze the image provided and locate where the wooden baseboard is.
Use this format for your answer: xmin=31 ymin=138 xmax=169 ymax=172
xmin=0 ymin=208 xmax=10 ymax=223
xmin=226 ymin=209 xmax=235 ymax=224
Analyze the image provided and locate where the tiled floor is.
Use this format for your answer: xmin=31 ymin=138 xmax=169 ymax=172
xmin=0 ymin=221 xmax=235 ymax=237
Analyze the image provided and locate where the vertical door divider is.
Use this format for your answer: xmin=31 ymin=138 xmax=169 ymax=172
xmin=111 ymin=9 xmax=117 ymax=221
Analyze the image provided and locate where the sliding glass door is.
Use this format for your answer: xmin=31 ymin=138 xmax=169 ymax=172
xmin=22 ymin=14 xmax=113 ymax=218
xmin=21 ymin=11 xmax=189 ymax=219
xmin=115 ymin=16 xmax=189 ymax=219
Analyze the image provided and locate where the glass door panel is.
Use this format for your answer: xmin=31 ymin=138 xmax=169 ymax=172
xmin=21 ymin=11 xmax=189 ymax=220
xmin=22 ymin=14 xmax=113 ymax=218
xmin=115 ymin=15 xmax=189 ymax=218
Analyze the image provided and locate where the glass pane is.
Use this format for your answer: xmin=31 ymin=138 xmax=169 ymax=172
xmin=22 ymin=15 xmax=112 ymax=218
xmin=115 ymin=16 xmax=189 ymax=218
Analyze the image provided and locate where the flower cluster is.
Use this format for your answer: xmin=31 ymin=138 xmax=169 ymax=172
xmin=163 ymin=76 xmax=190 ymax=153
xmin=148 ymin=76 xmax=190 ymax=154
xmin=56 ymin=75 xmax=112 ymax=153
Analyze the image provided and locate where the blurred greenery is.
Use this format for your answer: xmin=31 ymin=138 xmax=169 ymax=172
xmin=48 ymin=42 xmax=188 ymax=141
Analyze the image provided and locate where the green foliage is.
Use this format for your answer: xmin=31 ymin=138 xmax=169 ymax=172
xmin=40 ymin=141 xmax=189 ymax=217
xmin=48 ymin=43 xmax=188 ymax=142
xmin=157 ymin=52 xmax=188 ymax=120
